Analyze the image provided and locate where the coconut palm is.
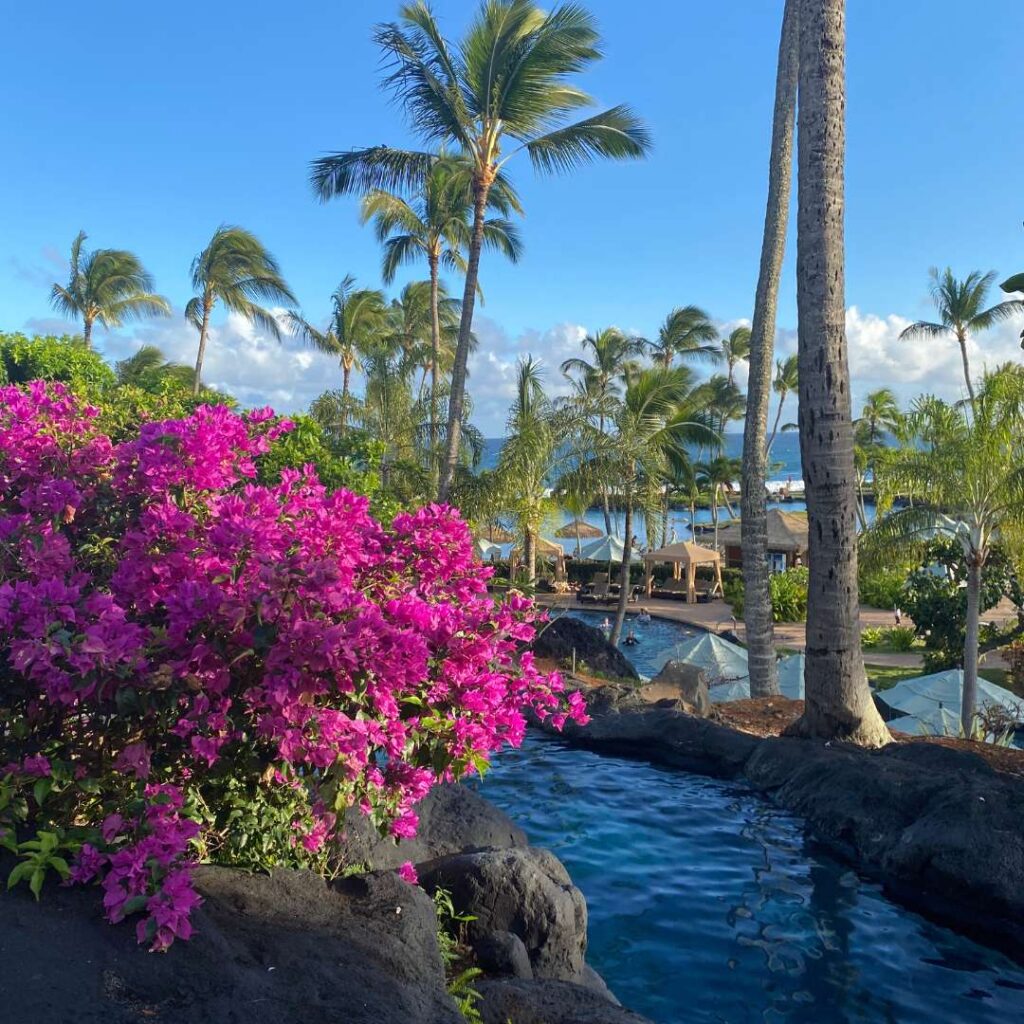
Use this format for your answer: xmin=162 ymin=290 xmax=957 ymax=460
xmin=788 ymin=0 xmax=887 ymax=746
xmin=187 ymin=226 xmax=296 ymax=395
xmin=696 ymin=455 xmax=741 ymax=551
xmin=721 ymin=326 xmax=752 ymax=385
xmin=852 ymin=387 xmax=902 ymax=529
xmin=287 ymin=276 xmax=388 ymax=433
xmin=698 ymin=373 xmax=746 ymax=436
xmin=360 ymin=158 xmax=522 ymax=485
xmin=648 ymin=306 xmax=719 ymax=369
xmin=1000 ymin=271 xmax=1024 ymax=347
xmin=50 ymin=231 xmax=170 ymax=347
xmin=567 ymin=367 xmax=717 ymax=643
xmin=766 ymin=354 xmax=799 ymax=455
xmin=311 ymin=0 xmax=651 ymax=501
xmin=870 ymin=369 xmax=1024 ymax=734
xmin=498 ymin=358 xmax=559 ymax=583
xmin=742 ymin=0 xmax=798 ymax=700
xmin=561 ymin=327 xmax=646 ymax=532
xmin=900 ymin=268 xmax=1024 ymax=406
xmin=114 ymin=345 xmax=194 ymax=390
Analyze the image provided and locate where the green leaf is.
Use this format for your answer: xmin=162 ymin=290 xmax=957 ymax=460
xmin=122 ymin=894 xmax=148 ymax=916
xmin=32 ymin=778 xmax=52 ymax=807
xmin=29 ymin=867 xmax=45 ymax=900
xmin=48 ymin=856 xmax=70 ymax=880
xmin=1001 ymin=273 xmax=1024 ymax=294
xmin=7 ymin=861 xmax=34 ymax=889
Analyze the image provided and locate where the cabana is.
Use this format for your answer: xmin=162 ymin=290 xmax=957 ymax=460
xmin=715 ymin=510 xmax=808 ymax=572
xmin=554 ymin=518 xmax=603 ymax=554
xmin=643 ymin=541 xmax=724 ymax=604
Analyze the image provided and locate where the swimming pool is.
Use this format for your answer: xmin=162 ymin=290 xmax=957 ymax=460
xmin=556 ymin=608 xmax=699 ymax=679
xmin=476 ymin=734 xmax=1024 ymax=1023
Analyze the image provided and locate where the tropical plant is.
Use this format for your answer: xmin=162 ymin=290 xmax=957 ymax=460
xmin=0 ymin=383 xmax=584 ymax=950
xmin=561 ymin=326 xmax=646 ymax=532
xmin=114 ymin=345 xmax=194 ymax=391
xmin=566 ymin=367 xmax=717 ymax=643
xmin=311 ymin=0 xmax=651 ymax=501
xmin=50 ymin=231 xmax=170 ymax=347
xmin=696 ymin=455 xmax=741 ymax=550
xmin=0 ymin=332 xmax=115 ymax=392
xmin=697 ymin=373 xmax=746 ymax=436
xmin=497 ymin=358 xmax=560 ymax=582
xmin=648 ymin=305 xmax=719 ymax=369
xmin=852 ymin=387 xmax=902 ymax=529
xmin=741 ymin=0 xmax=798 ymax=699
xmin=787 ymin=0 xmax=888 ymax=745
xmin=289 ymin=276 xmax=388 ymax=433
xmin=900 ymin=268 xmax=1024 ymax=406
xmin=360 ymin=157 xmax=522 ymax=488
xmin=766 ymin=354 xmax=798 ymax=455
xmin=186 ymin=225 xmax=296 ymax=394
xmin=721 ymin=326 xmax=752 ymax=384
xmin=870 ymin=370 xmax=1024 ymax=730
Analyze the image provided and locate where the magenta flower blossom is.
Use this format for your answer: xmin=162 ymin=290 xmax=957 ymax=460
xmin=0 ymin=382 xmax=586 ymax=951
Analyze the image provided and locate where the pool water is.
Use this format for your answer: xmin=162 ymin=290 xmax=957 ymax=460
xmin=557 ymin=608 xmax=698 ymax=679
xmin=475 ymin=734 xmax=1024 ymax=1023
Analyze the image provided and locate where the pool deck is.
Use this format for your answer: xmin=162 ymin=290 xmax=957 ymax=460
xmin=536 ymin=594 xmax=1019 ymax=671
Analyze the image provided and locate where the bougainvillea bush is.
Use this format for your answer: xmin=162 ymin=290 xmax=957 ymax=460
xmin=0 ymin=381 xmax=584 ymax=951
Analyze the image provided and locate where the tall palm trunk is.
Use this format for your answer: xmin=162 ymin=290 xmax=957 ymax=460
xmin=340 ymin=361 xmax=352 ymax=435
xmin=428 ymin=252 xmax=442 ymax=494
xmin=766 ymin=394 xmax=787 ymax=455
xmin=598 ymin=413 xmax=613 ymax=534
xmin=439 ymin=172 xmax=492 ymax=501
xmin=525 ymin=526 xmax=537 ymax=584
xmin=962 ymin=554 xmax=983 ymax=735
xmin=788 ymin=0 xmax=887 ymax=745
xmin=611 ymin=495 xmax=633 ymax=645
xmin=957 ymin=329 xmax=977 ymax=407
xmin=193 ymin=299 xmax=212 ymax=396
xmin=83 ymin=314 xmax=95 ymax=348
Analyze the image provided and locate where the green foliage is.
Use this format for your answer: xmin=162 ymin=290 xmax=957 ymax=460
xmin=725 ymin=566 xmax=809 ymax=623
xmin=858 ymin=565 xmax=909 ymax=609
xmin=901 ymin=540 xmax=1017 ymax=670
xmin=0 ymin=332 xmax=115 ymax=392
xmin=861 ymin=626 xmax=917 ymax=652
xmin=433 ymin=887 xmax=483 ymax=1024
xmin=1006 ymin=641 xmax=1024 ymax=692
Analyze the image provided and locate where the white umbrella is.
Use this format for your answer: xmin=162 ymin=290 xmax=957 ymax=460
xmin=473 ymin=537 xmax=502 ymax=561
xmin=709 ymin=677 xmax=751 ymax=703
xmin=881 ymin=669 xmax=1023 ymax=736
xmin=776 ymin=653 xmax=805 ymax=699
xmin=653 ymin=632 xmax=748 ymax=684
xmin=578 ymin=535 xmax=627 ymax=563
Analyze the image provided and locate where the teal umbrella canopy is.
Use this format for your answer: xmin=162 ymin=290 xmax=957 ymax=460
xmin=654 ymin=632 xmax=748 ymax=684
xmin=881 ymin=669 xmax=1023 ymax=737
xmin=578 ymin=535 xmax=627 ymax=563
xmin=776 ymin=653 xmax=805 ymax=699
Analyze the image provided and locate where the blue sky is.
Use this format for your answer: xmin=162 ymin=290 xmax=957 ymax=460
xmin=2 ymin=1 xmax=1022 ymax=433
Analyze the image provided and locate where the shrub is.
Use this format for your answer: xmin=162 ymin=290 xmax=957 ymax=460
xmin=0 ymin=382 xmax=583 ymax=951
xmin=861 ymin=626 xmax=917 ymax=651
xmin=858 ymin=566 xmax=908 ymax=609
xmin=723 ymin=566 xmax=809 ymax=623
xmin=0 ymin=332 xmax=115 ymax=392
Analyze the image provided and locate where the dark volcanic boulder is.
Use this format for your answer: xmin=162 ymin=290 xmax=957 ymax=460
xmin=476 ymin=979 xmax=654 ymax=1024
xmin=0 ymin=865 xmax=462 ymax=1024
xmin=647 ymin=661 xmax=711 ymax=716
xmin=474 ymin=930 xmax=534 ymax=979
xmin=419 ymin=847 xmax=588 ymax=982
xmin=533 ymin=616 xmax=639 ymax=681
xmin=336 ymin=782 xmax=527 ymax=871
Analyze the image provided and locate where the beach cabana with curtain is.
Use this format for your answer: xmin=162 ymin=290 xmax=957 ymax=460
xmin=642 ymin=541 xmax=724 ymax=603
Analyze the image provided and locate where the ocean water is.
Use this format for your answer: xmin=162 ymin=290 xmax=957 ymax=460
xmin=475 ymin=734 xmax=1024 ymax=1024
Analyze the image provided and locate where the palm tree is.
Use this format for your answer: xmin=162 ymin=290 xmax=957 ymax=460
xmin=742 ymin=0 xmax=798 ymax=700
xmin=766 ymin=354 xmax=799 ymax=454
xmin=696 ymin=455 xmax=741 ymax=551
xmin=498 ymin=358 xmax=559 ymax=583
xmin=568 ymin=367 xmax=717 ymax=644
xmin=721 ymin=326 xmax=752 ymax=385
xmin=870 ymin=369 xmax=1024 ymax=734
xmin=561 ymin=327 xmax=646 ymax=532
xmin=114 ymin=345 xmax=194 ymax=390
xmin=288 ymin=276 xmax=388 ymax=433
xmin=900 ymin=268 xmax=1024 ymax=406
xmin=788 ymin=0 xmax=887 ymax=746
xmin=187 ymin=226 xmax=296 ymax=395
xmin=853 ymin=387 xmax=902 ymax=529
xmin=648 ymin=305 xmax=719 ymax=369
xmin=360 ymin=158 xmax=522 ymax=485
xmin=50 ymin=231 xmax=170 ymax=347
xmin=698 ymin=373 xmax=746 ymax=436
xmin=311 ymin=0 xmax=651 ymax=502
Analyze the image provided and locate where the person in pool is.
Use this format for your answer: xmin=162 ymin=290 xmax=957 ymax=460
xmin=637 ymin=608 xmax=651 ymax=625
xmin=623 ymin=627 xmax=640 ymax=646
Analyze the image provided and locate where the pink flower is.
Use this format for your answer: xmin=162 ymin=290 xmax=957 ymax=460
xmin=114 ymin=742 xmax=151 ymax=779
xmin=397 ymin=861 xmax=418 ymax=885
xmin=21 ymin=755 xmax=51 ymax=778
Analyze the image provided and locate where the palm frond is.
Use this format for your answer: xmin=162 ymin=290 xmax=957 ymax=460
xmin=310 ymin=146 xmax=435 ymax=201
xmin=524 ymin=104 xmax=651 ymax=174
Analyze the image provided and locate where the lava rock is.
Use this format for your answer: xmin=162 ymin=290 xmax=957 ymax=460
xmin=474 ymin=930 xmax=534 ymax=979
xmin=336 ymin=781 xmax=527 ymax=871
xmin=419 ymin=847 xmax=588 ymax=981
xmin=647 ymin=660 xmax=711 ymax=716
xmin=476 ymin=978 xmax=654 ymax=1024
xmin=0 ymin=865 xmax=462 ymax=1024
xmin=532 ymin=616 xmax=639 ymax=681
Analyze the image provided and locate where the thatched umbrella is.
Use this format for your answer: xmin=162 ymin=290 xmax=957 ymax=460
xmin=554 ymin=518 xmax=602 ymax=554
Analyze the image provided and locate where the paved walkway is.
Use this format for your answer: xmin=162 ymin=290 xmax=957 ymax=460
xmin=536 ymin=593 xmax=1019 ymax=671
